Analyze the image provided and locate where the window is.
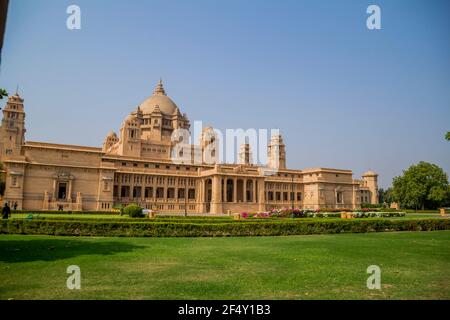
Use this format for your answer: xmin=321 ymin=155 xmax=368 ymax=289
xmin=156 ymin=187 xmax=164 ymax=199
xmin=145 ymin=187 xmax=153 ymax=198
xmin=188 ymin=189 xmax=196 ymax=199
xmin=167 ymin=188 xmax=175 ymax=199
xmin=133 ymin=163 xmax=138 ymax=167
xmin=297 ymin=192 xmax=302 ymax=201
xmin=58 ymin=183 xmax=67 ymax=200
xmin=337 ymin=191 xmax=343 ymax=204
xmin=133 ymin=187 xmax=142 ymax=198
xmin=122 ymin=162 xmax=127 ymax=166
xmin=121 ymin=186 xmax=130 ymax=198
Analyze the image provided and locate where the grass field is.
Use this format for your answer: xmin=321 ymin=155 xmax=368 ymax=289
xmin=1 ymin=231 xmax=449 ymax=300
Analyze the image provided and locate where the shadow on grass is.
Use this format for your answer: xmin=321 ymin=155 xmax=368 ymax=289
xmin=0 ymin=237 xmax=145 ymax=263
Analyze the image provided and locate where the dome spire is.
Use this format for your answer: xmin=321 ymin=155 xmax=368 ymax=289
xmin=153 ymin=78 xmax=166 ymax=96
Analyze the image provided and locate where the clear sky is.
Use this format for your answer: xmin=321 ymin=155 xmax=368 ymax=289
xmin=1 ymin=0 xmax=449 ymax=188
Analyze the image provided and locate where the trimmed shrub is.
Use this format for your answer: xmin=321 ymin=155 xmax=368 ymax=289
xmin=1 ymin=218 xmax=448 ymax=238
xmin=123 ymin=204 xmax=144 ymax=218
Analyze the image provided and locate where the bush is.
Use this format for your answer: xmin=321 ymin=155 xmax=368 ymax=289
xmin=123 ymin=204 xmax=144 ymax=218
xmin=11 ymin=210 xmax=118 ymax=215
xmin=1 ymin=218 xmax=448 ymax=238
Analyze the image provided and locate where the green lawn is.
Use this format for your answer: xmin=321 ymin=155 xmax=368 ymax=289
xmin=1 ymin=231 xmax=449 ymax=300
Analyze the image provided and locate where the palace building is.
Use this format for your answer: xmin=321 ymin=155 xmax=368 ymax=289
xmin=0 ymin=80 xmax=378 ymax=213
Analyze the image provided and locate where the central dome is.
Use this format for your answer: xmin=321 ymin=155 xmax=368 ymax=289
xmin=139 ymin=80 xmax=178 ymax=115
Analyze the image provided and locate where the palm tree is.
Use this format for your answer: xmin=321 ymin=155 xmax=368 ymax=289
xmin=446 ymin=132 xmax=450 ymax=141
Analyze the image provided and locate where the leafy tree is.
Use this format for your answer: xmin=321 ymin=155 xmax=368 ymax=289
xmin=392 ymin=161 xmax=450 ymax=210
xmin=446 ymin=132 xmax=450 ymax=141
xmin=378 ymin=187 xmax=394 ymax=205
xmin=0 ymin=88 xmax=7 ymax=99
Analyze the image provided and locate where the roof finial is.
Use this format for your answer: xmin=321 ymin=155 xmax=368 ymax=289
xmin=15 ymin=84 xmax=19 ymax=95
xmin=153 ymin=78 xmax=166 ymax=96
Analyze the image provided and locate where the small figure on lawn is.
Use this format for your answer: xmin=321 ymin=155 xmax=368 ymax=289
xmin=2 ymin=203 xmax=11 ymax=219
xmin=13 ymin=202 xmax=18 ymax=210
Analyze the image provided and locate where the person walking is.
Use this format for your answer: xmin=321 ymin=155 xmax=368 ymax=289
xmin=2 ymin=202 xmax=11 ymax=219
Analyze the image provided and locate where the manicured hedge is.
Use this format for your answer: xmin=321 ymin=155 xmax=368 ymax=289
xmin=1 ymin=218 xmax=449 ymax=238
xmin=11 ymin=210 xmax=118 ymax=215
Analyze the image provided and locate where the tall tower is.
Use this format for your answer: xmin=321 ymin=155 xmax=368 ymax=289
xmin=267 ymin=134 xmax=286 ymax=170
xmin=0 ymin=93 xmax=26 ymax=160
xmin=118 ymin=114 xmax=142 ymax=157
xmin=362 ymin=171 xmax=379 ymax=204
xmin=200 ymin=127 xmax=218 ymax=165
xmin=238 ymin=143 xmax=252 ymax=165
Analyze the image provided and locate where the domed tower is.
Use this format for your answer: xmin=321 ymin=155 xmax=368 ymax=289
xmin=267 ymin=134 xmax=286 ymax=170
xmin=138 ymin=79 xmax=190 ymax=141
xmin=118 ymin=114 xmax=142 ymax=157
xmin=0 ymin=92 xmax=26 ymax=160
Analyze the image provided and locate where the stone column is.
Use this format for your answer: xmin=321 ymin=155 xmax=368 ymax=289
xmin=253 ymin=179 xmax=257 ymax=203
xmin=258 ymin=179 xmax=266 ymax=212
xmin=68 ymin=179 xmax=73 ymax=201
xmin=141 ymin=175 xmax=145 ymax=203
xmin=42 ymin=191 xmax=49 ymax=210
xmin=211 ymin=175 xmax=223 ymax=214
xmin=233 ymin=178 xmax=237 ymax=203
xmin=222 ymin=178 xmax=227 ymax=202
xmin=130 ymin=174 xmax=135 ymax=202
xmin=198 ymin=179 xmax=205 ymax=213
xmin=243 ymin=179 xmax=247 ymax=202
xmin=52 ymin=179 xmax=57 ymax=199
xmin=163 ymin=176 xmax=168 ymax=203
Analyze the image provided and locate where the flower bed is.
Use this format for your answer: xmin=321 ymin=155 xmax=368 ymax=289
xmin=238 ymin=209 xmax=406 ymax=219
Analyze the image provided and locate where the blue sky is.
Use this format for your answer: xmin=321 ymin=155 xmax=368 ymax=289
xmin=1 ymin=0 xmax=449 ymax=188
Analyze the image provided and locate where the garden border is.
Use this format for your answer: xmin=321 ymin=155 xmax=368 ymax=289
xmin=1 ymin=218 xmax=449 ymax=237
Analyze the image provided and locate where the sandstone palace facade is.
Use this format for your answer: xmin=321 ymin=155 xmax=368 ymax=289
xmin=0 ymin=81 xmax=378 ymax=213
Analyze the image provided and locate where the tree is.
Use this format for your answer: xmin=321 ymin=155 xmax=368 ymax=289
xmin=392 ymin=161 xmax=450 ymax=210
xmin=0 ymin=88 xmax=7 ymax=99
xmin=378 ymin=187 xmax=394 ymax=205
xmin=446 ymin=132 xmax=450 ymax=141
